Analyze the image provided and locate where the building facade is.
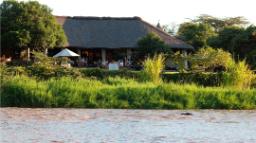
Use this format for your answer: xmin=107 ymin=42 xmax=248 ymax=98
xmin=53 ymin=16 xmax=193 ymax=68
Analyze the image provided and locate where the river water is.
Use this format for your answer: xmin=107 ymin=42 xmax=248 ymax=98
xmin=0 ymin=108 xmax=255 ymax=143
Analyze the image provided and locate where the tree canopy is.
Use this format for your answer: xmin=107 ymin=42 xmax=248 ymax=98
xmin=192 ymin=14 xmax=248 ymax=31
xmin=209 ymin=25 xmax=256 ymax=68
xmin=1 ymin=0 xmax=67 ymax=51
xmin=190 ymin=47 xmax=233 ymax=71
xmin=177 ymin=22 xmax=216 ymax=49
xmin=177 ymin=14 xmax=256 ymax=68
xmin=137 ymin=33 xmax=172 ymax=58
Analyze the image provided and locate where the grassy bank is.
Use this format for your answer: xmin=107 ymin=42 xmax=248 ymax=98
xmin=1 ymin=76 xmax=255 ymax=109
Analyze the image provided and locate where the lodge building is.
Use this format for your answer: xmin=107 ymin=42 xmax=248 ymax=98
xmin=1 ymin=16 xmax=193 ymax=68
xmin=53 ymin=16 xmax=193 ymax=67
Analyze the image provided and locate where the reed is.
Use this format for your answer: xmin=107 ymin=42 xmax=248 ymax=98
xmin=143 ymin=54 xmax=165 ymax=84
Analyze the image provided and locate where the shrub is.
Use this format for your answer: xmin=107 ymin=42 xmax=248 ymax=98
xmin=172 ymin=51 xmax=188 ymax=72
xmin=1 ymin=64 xmax=28 ymax=78
xmin=224 ymin=60 xmax=256 ymax=89
xmin=0 ymin=63 xmax=7 ymax=77
xmin=162 ymin=72 xmax=227 ymax=87
xmin=143 ymin=54 xmax=165 ymax=84
xmin=190 ymin=47 xmax=233 ymax=71
xmin=79 ymin=68 xmax=142 ymax=80
xmin=29 ymin=51 xmax=57 ymax=79
xmin=28 ymin=52 xmax=81 ymax=79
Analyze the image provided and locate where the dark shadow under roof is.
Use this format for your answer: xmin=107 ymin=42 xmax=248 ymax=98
xmin=56 ymin=16 xmax=193 ymax=50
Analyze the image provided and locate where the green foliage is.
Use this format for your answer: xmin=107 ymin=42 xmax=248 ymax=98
xmin=162 ymin=72 xmax=227 ymax=87
xmin=171 ymin=47 xmax=256 ymax=88
xmin=79 ymin=68 xmax=142 ymax=80
xmin=177 ymin=22 xmax=216 ymax=49
xmin=29 ymin=51 xmax=56 ymax=79
xmin=209 ymin=25 xmax=256 ymax=68
xmin=143 ymin=54 xmax=165 ymax=84
xmin=208 ymin=26 xmax=245 ymax=55
xmin=1 ymin=75 xmax=256 ymax=109
xmin=1 ymin=0 xmax=67 ymax=51
xmin=1 ymin=64 xmax=28 ymax=78
xmin=137 ymin=33 xmax=172 ymax=58
xmin=22 ymin=51 xmax=80 ymax=79
xmin=224 ymin=60 xmax=256 ymax=89
xmin=190 ymin=47 xmax=233 ymax=71
xmin=192 ymin=14 xmax=248 ymax=31
xmin=0 ymin=64 xmax=7 ymax=77
xmin=178 ymin=15 xmax=255 ymax=69
xmin=171 ymin=51 xmax=188 ymax=72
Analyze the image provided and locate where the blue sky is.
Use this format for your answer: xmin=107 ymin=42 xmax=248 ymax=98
xmin=3 ymin=0 xmax=256 ymax=25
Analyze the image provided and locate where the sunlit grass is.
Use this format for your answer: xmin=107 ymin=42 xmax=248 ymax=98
xmin=1 ymin=75 xmax=255 ymax=109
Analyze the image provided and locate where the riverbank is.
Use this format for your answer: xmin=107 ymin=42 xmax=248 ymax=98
xmin=1 ymin=76 xmax=256 ymax=109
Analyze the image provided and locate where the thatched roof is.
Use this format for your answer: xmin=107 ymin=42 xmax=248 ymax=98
xmin=56 ymin=16 xmax=193 ymax=50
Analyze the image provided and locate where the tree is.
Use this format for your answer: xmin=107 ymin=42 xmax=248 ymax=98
xmin=1 ymin=0 xmax=67 ymax=60
xmin=208 ymin=26 xmax=244 ymax=55
xmin=137 ymin=33 xmax=172 ymax=58
xmin=177 ymin=22 xmax=216 ymax=49
xmin=189 ymin=47 xmax=233 ymax=71
xmin=178 ymin=14 xmax=255 ymax=68
xmin=192 ymin=14 xmax=248 ymax=32
xmin=192 ymin=14 xmax=225 ymax=32
xmin=241 ymin=26 xmax=256 ymax=68
xmin=208 ymin=25 xmax=256 ymax=68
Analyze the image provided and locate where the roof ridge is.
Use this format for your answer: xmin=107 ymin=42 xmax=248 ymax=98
xmin=55 ymin=15 xmax=141 ymax=20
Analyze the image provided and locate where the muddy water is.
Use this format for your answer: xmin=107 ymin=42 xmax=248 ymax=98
xmin=0 ymin=108 xmax=256 ymax=143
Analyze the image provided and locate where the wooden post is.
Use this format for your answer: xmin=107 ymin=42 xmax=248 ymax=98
xmin=101 ymin=49 xmax=106 ymax=66
xmin=182 ymin=50 xmax=188 ymax=69
xmin=126 ymin=49 xmax=132 ymax=66
xmin=44 ymin=48 xmax=48 ymax=56
xmin=27 ymin=48 xmax=30 ymax=61
xmin=77 ymin=49 xmax=81 ymax=59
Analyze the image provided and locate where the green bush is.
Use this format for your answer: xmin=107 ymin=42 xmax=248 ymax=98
xmin=189 ymin=47 xmax=233 ymax=71
xmin=162 ymin=72 xmax=226 ymax=87
xmin=224 ymin=60 xmax=256 ymax=89
xmin=0 ymin=64 xmax=7 ymax=77
xmin=79 ymin=68 xmax=142 ymax=80
xmin=1 ymin=65 xmax=28 ymax=77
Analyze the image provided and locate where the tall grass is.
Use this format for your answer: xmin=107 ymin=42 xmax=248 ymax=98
xmin=225 ymin=60 xmax=256 ymax=89
xmin=143 ymin=54 xmax=165 ymax=84
xmin=1 ymin=75 xmax=255 ymax=109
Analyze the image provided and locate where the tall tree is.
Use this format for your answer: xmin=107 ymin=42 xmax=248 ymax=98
xmin=177 ymin=22 xmax=216 ymax=49
xmin=209 ymin=25 xmax=256 ymax=68
xmin=1 ymin=0 xmax=67 ymax=60
xmin=178 ymin=14 xmax=255 ymax=68
xmin=192 ymin=14 xmax=248 ymax=31
xmin=208 ymin=26 xmax=244 ymax=55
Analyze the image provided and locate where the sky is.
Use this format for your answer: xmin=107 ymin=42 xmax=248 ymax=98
xmin=4 ymin=0 xmax=256 ymax=26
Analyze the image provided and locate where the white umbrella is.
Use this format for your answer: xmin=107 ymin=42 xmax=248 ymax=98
xmin=53 ymin=48 xmax=80 ymax=57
